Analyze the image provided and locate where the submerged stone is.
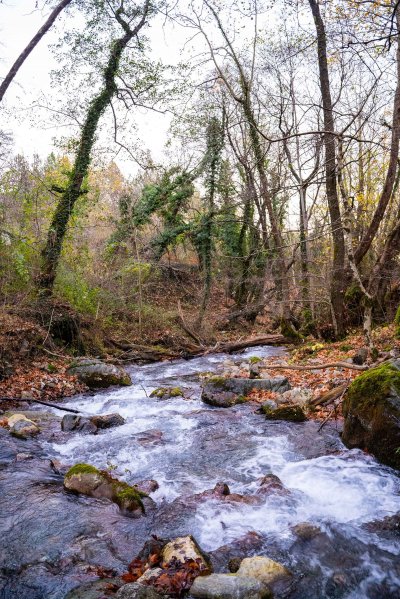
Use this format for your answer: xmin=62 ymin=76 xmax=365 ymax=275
xmin=342 ymin=360 xmax=400 ymax=469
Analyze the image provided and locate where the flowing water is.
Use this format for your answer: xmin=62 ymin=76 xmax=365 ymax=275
xmin=0 ymin=346 xmax=399 ymax=599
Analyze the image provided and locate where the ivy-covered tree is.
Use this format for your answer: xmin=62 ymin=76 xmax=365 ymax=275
xmin=38 ymin=0 xmax=153 ymax=294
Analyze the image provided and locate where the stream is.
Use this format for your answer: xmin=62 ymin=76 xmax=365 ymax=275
xmin=0 ymin=345 xmax=399 ymax=599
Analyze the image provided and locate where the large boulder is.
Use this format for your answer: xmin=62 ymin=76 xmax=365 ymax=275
xmin=342 ymin=360 xmax=400 ymax=469
xmin=202 ymin=376 xmax=289 ymax=408
xmin=67 ymin=358 xmax=132 ymax=388
xmin=190 ymin=573 xmax=272 ymax=599
xmin=7 ymin=414 xmax=40 ymax=439
xmin=61 ymin=413 xmax=126 ymax=433
xmin=64 ymin=463 xmax=148 ymax=516
xmin=237 ymin=556 xmax=292 ymax=586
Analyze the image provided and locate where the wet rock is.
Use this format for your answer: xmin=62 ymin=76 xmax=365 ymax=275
xmin=137 ymin=537 xmax=170 ymax=561
xmin=150 ymin=387 xmax=184 ymax=399
xmin=64 ymin=463 xmax=148 ymax=517
xmin=61 ymin=413 xmax=126 ymax=433
xmin=61 ymin=414 xmax=97 ymax=434
xmin=202 ymin=376 xmax=289 ymax=408
xmin=65 ymin=578 xmax=124 ymax=599
xmin=91 ymin=413 xmax=126 ymax=429
xmin=291 ymin=522 xmax=322 ymax=540
xmin=134 ymin=479 xmax=159 ymax=494
xmin=213 ymin=482 xmax=230 ymax=496
xmin=50 ymin=457 xmax=69 ymax=475
xmin=237 ymin=556 xmax=292 ymax=586
xmin=161 ymin=536 xmax=212 ymax=571
xmin=15 ymin=452 xmax=33 ymax=461
xmin=228 ymin=557 xmax=242 ymax=573
xmin=257 ymin=474 xmax=289 ymax=496
xmin=67 ymin=358 xmax=132 ymax=388
xmin=363 ymin=512 xmax=400 ymax=535
xmin=342 ymin=360 xmax=400 ymax=468
xmin=209 ymin=532 xmax=264 ymax=572
xmin=134 ymin=429 xmax=164 ymax=446
xmin=277 ymin=387 xmax=313 ymax=407
xmin=262 ymin=403 xmax=307 ymax=422
xmin=116 ymin=583 xmax=163 ymax=599
xmin=190 ymin=573 xmax=272 ymax=599
xmin=8 ymin=413 xmax=40 ymax=438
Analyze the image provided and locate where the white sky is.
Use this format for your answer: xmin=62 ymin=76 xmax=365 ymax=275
xmin=0 ymin=0 xmax=191 ymax=175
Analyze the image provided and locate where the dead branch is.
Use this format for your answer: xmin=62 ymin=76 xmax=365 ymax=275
xmin=0 ymin=397 xmax=80 ymax=413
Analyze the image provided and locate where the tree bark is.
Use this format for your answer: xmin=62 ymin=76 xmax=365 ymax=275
xmin=0 ymin=0 xmax=73 ymax=103
xmin=38 ymin=2 xmax=150 ymax=293
xmin=308 ymin=0 xmax=346 ymax=336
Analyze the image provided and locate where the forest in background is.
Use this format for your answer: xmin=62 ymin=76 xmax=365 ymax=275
xmin=2 ymin=0 xmax=400 ymax=365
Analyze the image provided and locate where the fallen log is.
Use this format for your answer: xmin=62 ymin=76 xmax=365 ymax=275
xmin=217 ymin=334 xmax=288 ymax=353
xmin=0 ymin=397 xmax=80 ymax=413
xmin=262 ymin=361 xmax=368 ymax=372
xmin=311 ymin=383 xmax=349 ymax=407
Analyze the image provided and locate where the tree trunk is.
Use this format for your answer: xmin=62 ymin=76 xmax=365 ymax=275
xmin=0 ymin=0 xmax=73 ymax=103
xmin=38 ymin=3 xmax=150 ymax=293
xmin=308 ymin=0 xmax=346 ymax=336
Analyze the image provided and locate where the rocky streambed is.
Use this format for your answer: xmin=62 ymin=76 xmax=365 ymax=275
xmin=0 ymin=346 xmax=399 ymax=599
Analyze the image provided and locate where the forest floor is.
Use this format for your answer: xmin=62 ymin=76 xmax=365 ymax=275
xmin=1 ymin=289 xmax=399 ymax=422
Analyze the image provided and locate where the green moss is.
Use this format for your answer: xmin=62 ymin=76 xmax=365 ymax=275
xmin=249 ymin=356 xmax=262 ymax=364
xmin=344 ymin=362 xmax=400 ymax=414
xmin=395 ymin=305 xmax=400 ymax=338
xmin=262 ymin=404 xmax=306 ymax=422
xmin=280 ymin=318 xmax=303 ymax=342
xmin=207 ymin=376 xmax=228 ymax=388
xmin=340 ymin=344 xmax=353 ymax=352
xmin=237 ymin=395 xmax=246 ymax=404
xmin=114 ymin=481 xmax=146 ymax=513
xmin=65 ymin=463 xmax=100 ymax=478
xmin=150 ymin=386 xmax=184 ymax=398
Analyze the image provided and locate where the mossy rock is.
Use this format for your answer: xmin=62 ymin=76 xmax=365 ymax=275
xmin=262 ymin=403 xmax=307 ymax=422
xmin=149 ymin=386 xmax=184 ymax=399
xmin=67 ymin=359 xmax=132 ymax=389
xmin=342 ymin=361 xmax=400 ymax=469
xmin=64 ymin=463 xmax=147 ymax=516
xmin=202 ymin=376 xmax=290 ymax=408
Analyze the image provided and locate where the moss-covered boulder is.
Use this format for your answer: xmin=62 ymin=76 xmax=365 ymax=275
xmin=64 ymin=463 xmax=148 ymax=517
xmin=202 ymin=376 xmax=289 ymax=408
xmin=67 ymin=358 xmax=132 ymax=389
xmin=342 ymin=360 xmax=400 ymax=469
xmin=262 ymin=403 xmax=307 ymax=422
xmin=149 ymin=387 xmax=184 ymax=399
